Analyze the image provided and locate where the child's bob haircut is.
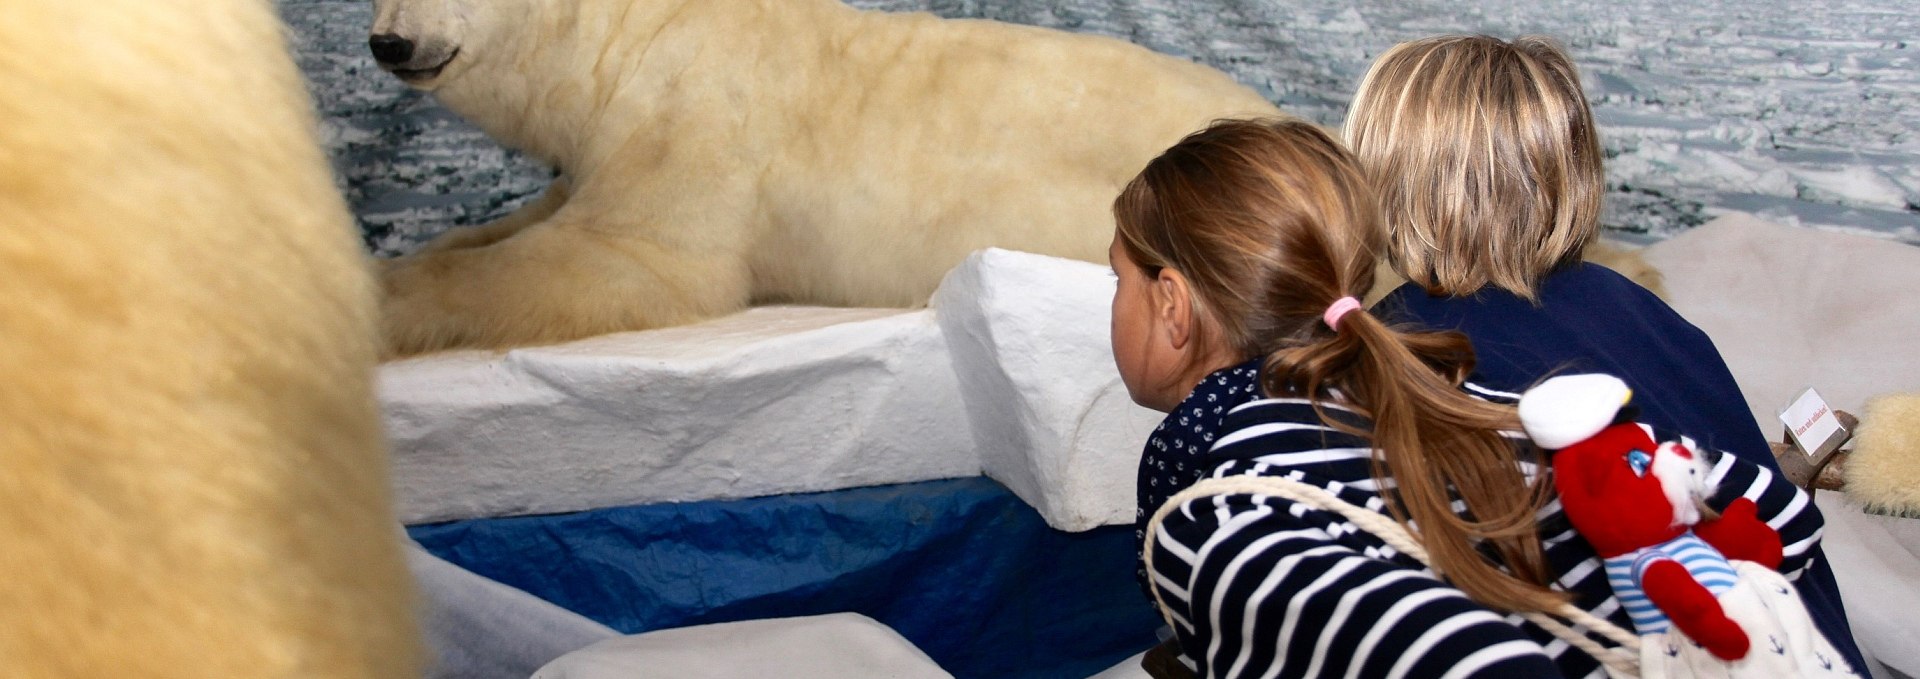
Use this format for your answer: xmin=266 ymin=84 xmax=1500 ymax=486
xmin=1344 ymin=34 xmax=1603 ymax=301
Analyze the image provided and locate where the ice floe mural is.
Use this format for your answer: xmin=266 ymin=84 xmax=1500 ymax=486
xmin=280 ymin=0 xmax=1918 ymax=256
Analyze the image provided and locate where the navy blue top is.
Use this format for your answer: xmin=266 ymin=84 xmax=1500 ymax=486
xmin=1378 ymin=262 xmax=1775 ymax=468
xmin=1378 ymin=262 xmax=1864 ymax=672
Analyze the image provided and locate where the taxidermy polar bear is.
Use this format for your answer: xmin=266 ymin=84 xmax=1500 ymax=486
xmin=368 ymin=0 xmax=1282 ymax=355
xmin=0 ymin=1 xmax=419 ymax=677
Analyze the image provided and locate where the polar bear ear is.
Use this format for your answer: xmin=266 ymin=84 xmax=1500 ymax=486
xmin=1518 ymin=374 xmax=1633 ymax=449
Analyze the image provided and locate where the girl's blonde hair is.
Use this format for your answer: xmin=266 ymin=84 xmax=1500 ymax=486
xmin=1115 ymin=119 xmax=1564 ymax=613
xmin=1343 ymin=34 xmax=1603 ymax=301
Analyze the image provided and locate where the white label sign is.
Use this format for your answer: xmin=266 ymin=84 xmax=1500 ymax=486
xmin=1780 ymin=387 xmax=1846 ymax=461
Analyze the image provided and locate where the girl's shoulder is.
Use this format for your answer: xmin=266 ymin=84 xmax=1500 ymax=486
xmin=1213 ymin=396 xmax=1371 ymax=454
xmin=1212 ymin=378 xmax=1515 ymax=454
xmin=1205 ymin=395 xmax=1381 ymax=501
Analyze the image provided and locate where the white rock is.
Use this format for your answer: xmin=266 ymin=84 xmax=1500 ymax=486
xmin=380 ymin=306 xmax=975 ymax=524
xmin=933 ymin=248 xmax=1164 ymax=532
xmin=1642 ymin=212 xmax=1920 ymax=436
xmin=532 ymin=613 xmax=951 ymax=679
xmin=382 ymin=249 xmax=1170 ymax=532
xmin=408 ymin=542 xmax=618 ymax=679
xmin=1812 ymin=493 xmax=1920 ymax=679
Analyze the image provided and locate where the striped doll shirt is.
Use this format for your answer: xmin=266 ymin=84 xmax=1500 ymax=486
xmin=1608 ymin=533 xmax=1742 ymax=634
xmin=1143 ymin=368 xmax=1827 ymax=679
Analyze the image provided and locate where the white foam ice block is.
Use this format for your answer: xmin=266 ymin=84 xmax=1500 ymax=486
xmin=408 ymin=542 xmax=619 ymax=679
xmin=531 ymin=613 xmax=952 ymax=679
xmin=1641 ymin=213 xmax=1920 ymax=437
xmin=1813 ymin=494 xmax=1920 ymax=678
xmin=381 ymin=306 xmax=976 ymax=524
xmin=933 ymin=248 xmax=1164 ymax=532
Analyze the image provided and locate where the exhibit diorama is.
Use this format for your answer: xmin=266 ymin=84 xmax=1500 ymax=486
xmin=5 ymin=0 xmax=1916 ymax=677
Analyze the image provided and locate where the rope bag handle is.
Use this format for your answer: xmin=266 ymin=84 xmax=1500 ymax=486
xmin=1143 ymin=473 xmax=1644 ymax=678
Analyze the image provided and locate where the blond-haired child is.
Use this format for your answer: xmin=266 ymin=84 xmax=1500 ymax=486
xmin=1345 ymin=34 xmax=1770 ymax=464
xmin=1345 ymin=34 xmax=1864 ymax=672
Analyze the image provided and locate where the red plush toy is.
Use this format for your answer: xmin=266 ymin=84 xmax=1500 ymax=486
xmin=1519 ymin=374 xmax=1783 ymax=662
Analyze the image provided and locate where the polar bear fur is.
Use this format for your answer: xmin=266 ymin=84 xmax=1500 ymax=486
xmin=369 ymin=0 xmax=1282 ymax=355
xmin=0 ymin=1 xmax=419 ymax=677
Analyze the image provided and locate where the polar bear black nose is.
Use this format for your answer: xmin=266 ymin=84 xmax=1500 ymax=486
xmin=368 ymin=34 xmax=415 ymax=65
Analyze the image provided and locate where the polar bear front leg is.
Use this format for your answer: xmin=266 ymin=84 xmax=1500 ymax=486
xmin=411 ymin=177 xmax=574 ymax=254
xmin=380 ymin=221 xmax=751 ymax=357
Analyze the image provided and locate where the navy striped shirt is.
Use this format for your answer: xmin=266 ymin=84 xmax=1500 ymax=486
xmin=1144 ymin=370 xmax=1825 ymax=678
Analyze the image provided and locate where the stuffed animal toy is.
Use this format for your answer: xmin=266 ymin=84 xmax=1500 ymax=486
xmin=1520 ymin=374 xmax=1855 ymax=676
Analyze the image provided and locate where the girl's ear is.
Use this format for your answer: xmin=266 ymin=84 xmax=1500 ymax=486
xmin=1153 ymin=268 xmax=1197 ymax=351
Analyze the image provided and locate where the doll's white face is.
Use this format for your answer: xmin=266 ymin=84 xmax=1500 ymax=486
xmin=1649 ymin=441 xmax=1710 ymax=527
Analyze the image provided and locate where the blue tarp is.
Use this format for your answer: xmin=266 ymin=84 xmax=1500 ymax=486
xmin=408 ymin=476 xmax=1160 ymax=679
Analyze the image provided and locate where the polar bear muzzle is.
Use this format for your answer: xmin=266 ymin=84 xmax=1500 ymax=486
xmin=368 ymin=33 xmax=458 ymax=83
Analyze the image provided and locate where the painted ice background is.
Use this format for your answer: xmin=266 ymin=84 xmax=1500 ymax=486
xmin=279 ymin=0 xmax=1920 ymax=257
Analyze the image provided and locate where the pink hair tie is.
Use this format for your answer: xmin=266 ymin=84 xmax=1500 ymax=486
xmin=1322 ymin=296 xmax=1363 ymax=331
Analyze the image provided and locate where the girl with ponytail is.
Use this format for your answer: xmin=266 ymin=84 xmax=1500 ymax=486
xmin=1112 ymin=119 xmax=1836 ymax=678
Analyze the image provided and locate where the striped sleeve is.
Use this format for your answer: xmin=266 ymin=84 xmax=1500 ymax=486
xmin=1149 ymin=480 xmax=1564 ymax=679
xmin=1692 ymin=439 xmax=1826 ymax=579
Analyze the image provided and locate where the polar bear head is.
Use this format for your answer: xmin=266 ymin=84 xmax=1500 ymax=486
xmin=367 ymin=0 xmax=490 ymax=88
xmin=365 ymin=0 xmax=663 ymax=158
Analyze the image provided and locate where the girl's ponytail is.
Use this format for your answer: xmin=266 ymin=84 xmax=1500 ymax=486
xmin=1264 ymin=293 xmax=1564 ymax=613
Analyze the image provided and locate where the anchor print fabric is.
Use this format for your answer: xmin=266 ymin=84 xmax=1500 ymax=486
xmin=1639 ymin=560 xmax=1856 ymax=678
xmin=1132 ymin=359 xmax=1264 ymax=591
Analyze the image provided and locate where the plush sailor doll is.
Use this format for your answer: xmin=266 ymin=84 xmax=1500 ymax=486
xmin=1519 ymin=374 xmax=1854 ymax=677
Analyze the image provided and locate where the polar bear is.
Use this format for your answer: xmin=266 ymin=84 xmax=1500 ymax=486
xmin=0 ymin=1 xmax=419 ymax=677
xmin=367 ymin=0 xmax=1283 ymax=356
